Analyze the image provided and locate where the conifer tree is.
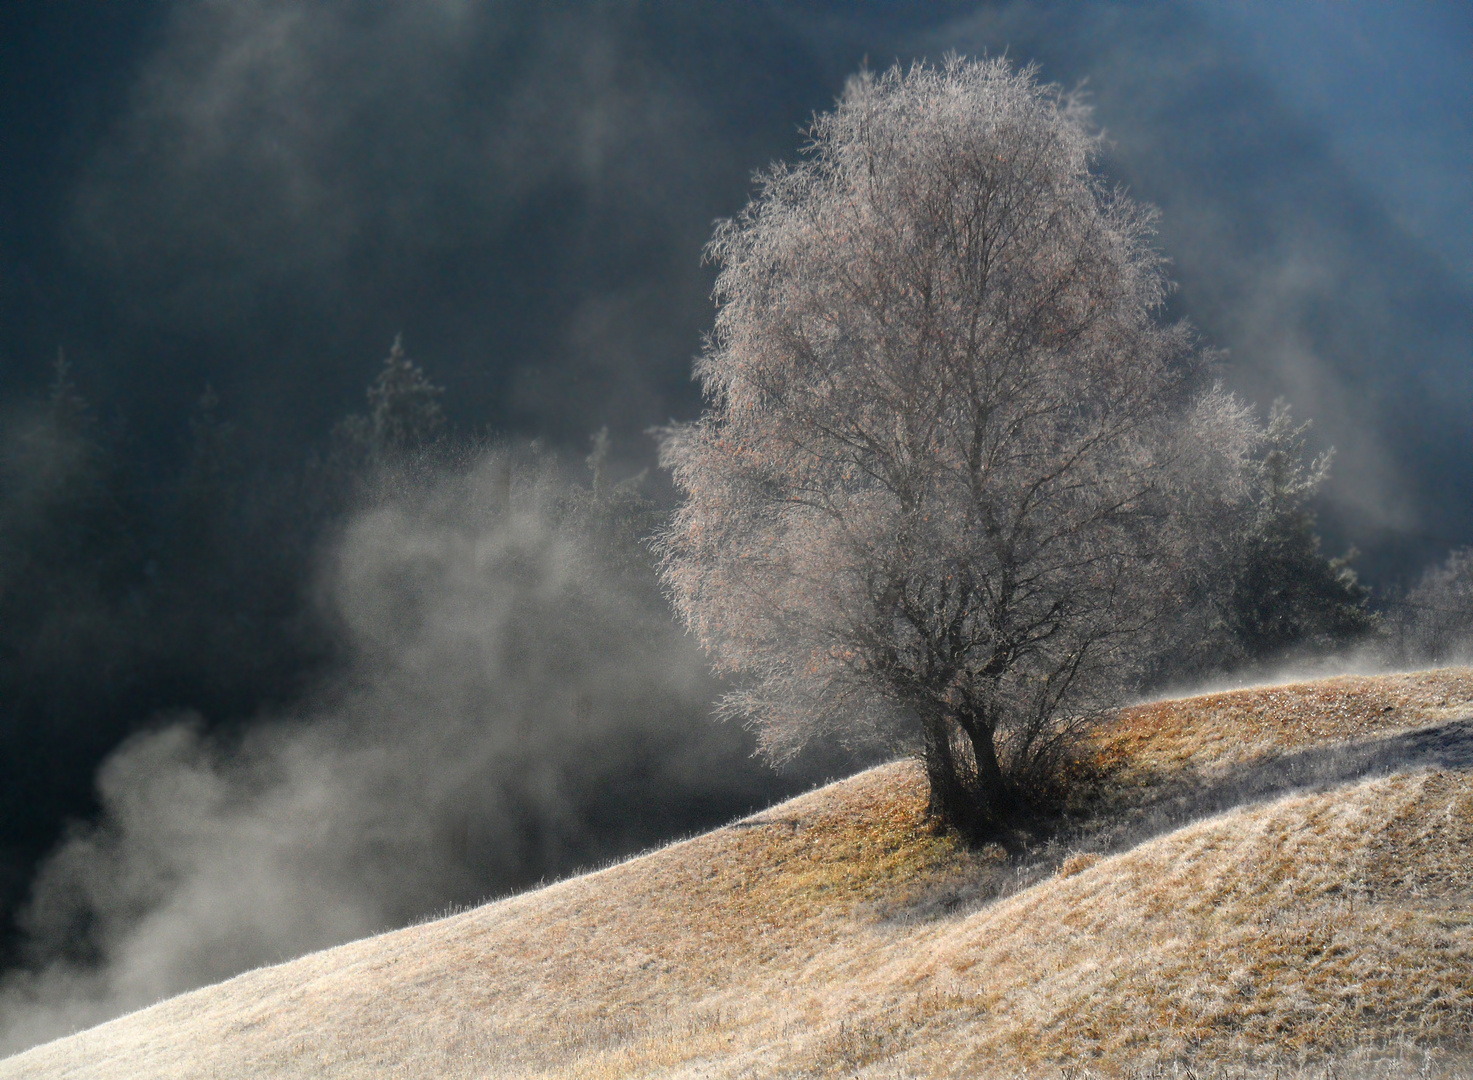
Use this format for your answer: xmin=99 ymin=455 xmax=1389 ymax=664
xmin=1222 ymin=402 xmax=1377 ymax=660
xmin=367 ymin=335 xmax=445 ymax=454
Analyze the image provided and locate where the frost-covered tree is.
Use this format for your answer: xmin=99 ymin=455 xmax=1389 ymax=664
xmin=1220 ymin=402 xmax=1376 ymax=661
xmin=368 ymin=335 xmax=445 ymax=452
xmin=657 ymin=58 xmax=1247 ymax=831
xmin=334 ymin=335 xmax=446 ymax=459
xmin=1398 ymin=548 xmax=1473 ymax=664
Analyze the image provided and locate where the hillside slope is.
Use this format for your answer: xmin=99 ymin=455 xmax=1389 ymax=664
xmin=4 ymin=669 xmax=1473 ymax=1078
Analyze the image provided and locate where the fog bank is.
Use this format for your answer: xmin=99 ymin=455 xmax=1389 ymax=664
xmin=0 ymin=451 xmax=843 ymax=1053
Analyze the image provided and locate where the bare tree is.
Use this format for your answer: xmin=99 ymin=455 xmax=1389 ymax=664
xmin=1398 ymin=548 xmax=1473 ymax=665
xmin=657 ymin=58 xmax=1250 ymax=832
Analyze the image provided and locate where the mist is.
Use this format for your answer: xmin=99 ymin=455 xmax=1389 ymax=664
xmin=0 ymin=449 xmax=850 ymax=1053
xmin=6 ymin=1 xmax=1467 ymax=552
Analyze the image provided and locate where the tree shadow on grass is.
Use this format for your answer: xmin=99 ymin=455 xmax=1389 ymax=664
xmin=878 ymin=716 xmax=1473 ymax=923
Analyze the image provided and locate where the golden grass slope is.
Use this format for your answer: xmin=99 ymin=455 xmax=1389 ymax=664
xmin=5 ymin=668 xmax=1473 ymax=1079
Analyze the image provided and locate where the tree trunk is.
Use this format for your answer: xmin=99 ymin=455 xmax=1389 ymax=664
xmin=921 ymin=714 xmax=973 ymax=831
xmin=921 ymin=710 xmax=1012 ymax=836
xmin=962 ymin=719 xmax=1011 ymax=826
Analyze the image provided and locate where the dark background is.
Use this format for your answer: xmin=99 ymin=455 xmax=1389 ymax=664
xmin=0 ymin=0 xmax=1469 ymax=1037
xmin=4 ymin=2 xmax=1470 ymax=541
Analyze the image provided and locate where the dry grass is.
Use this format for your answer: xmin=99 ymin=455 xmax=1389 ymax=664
xmin=4 ymin=669 xmax=1473 ymax=1079
xmin=1100 ymin=668 xmax=1473 ymax=776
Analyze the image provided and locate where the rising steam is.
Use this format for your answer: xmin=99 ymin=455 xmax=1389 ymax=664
xmin=0 ymin=450 xmax=836 ymax=1053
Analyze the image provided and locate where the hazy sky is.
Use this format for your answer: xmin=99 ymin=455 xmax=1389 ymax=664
xmin=1 ymin=0 xmax=1469 ymax=566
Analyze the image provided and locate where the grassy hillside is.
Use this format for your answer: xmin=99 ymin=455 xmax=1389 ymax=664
xmin=4 ymin=670 xmax=1473 ymax=1078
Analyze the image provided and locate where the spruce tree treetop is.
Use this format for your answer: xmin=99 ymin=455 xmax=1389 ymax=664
xmin=1223 ymin=401 xmax=1377 ymax=660
xmin=367 ymin=335 xmax=445 ymax=454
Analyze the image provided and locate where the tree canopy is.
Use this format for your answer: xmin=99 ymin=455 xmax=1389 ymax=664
xmin=658 ymin=58 xmax=1250 ymax=831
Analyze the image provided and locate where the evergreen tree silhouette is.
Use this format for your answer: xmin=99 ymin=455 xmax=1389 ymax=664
xmin=1224 ymin=402 xmax=1377 ymax=659
xmin=367 ymin=335 xmax=444 ymax=455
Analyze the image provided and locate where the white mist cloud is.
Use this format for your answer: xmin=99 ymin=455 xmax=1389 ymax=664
xmin=64 ymin=0 xmax=749 ymax=444
xmin=69 ymin=0 xmax=713 ymax=317
xmin=0 ymin=451 xmax=831 ymax=1054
